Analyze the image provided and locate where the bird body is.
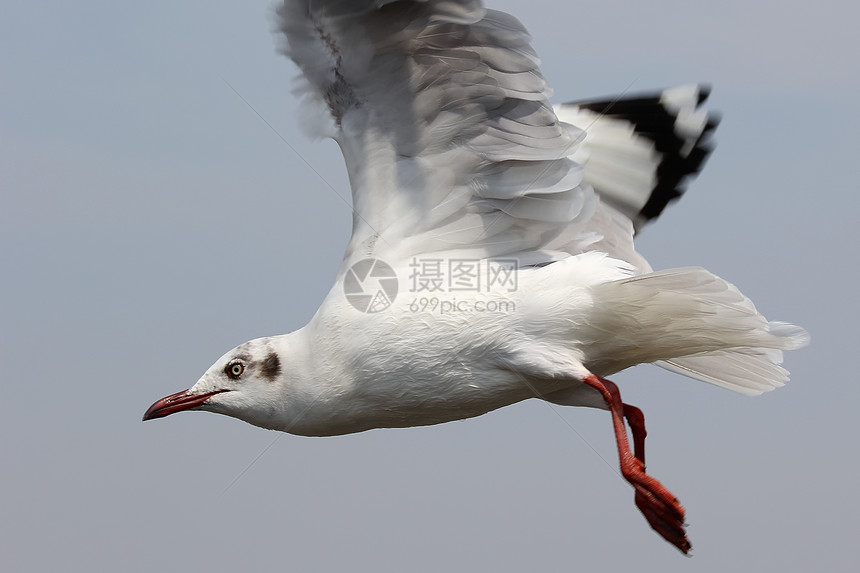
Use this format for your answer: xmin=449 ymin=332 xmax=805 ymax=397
xmin=178 ymin=252 xmax=629 ymax=436
xmin=184 ymin=252 xmax=804 ymax=438
xmin=144 ymin=0 xmax=808 ymax=553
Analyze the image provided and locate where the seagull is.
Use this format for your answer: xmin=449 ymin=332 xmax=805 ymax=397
xmin=144 ymin=0 xmax=808 ymax=554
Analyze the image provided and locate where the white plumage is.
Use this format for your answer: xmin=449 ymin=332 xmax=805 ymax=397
xmin=144 ymin=0 xmax=808 ymax=554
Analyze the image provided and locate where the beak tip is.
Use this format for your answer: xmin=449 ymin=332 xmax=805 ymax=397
xmin=141 ymin=403 xmax=165 ymax=422
xmin=141 ymin=389 xmax=190 ymax=423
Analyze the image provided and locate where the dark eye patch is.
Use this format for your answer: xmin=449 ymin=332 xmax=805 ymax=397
xmin=260 ymin=352 xmax=281 ymax=381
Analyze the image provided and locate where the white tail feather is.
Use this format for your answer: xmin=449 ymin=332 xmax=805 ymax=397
xmin=590 ymin=267 xmax=809 ymax=394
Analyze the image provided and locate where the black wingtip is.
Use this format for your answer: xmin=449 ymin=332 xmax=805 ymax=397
xmin=562 ymin=83 xmax=720 ymax=227
xmin=697 ymin=83 xmax=712 ymax=104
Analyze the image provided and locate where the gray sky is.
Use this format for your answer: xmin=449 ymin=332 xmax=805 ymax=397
xmin=2 ymin=1 xmax=858 ymax=570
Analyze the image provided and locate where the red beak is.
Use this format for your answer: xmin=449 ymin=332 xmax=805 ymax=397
xmin=142 ymin=389 xmax=230 ymax=421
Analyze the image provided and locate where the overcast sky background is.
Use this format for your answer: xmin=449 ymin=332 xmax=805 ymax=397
xmin=2 ymin=1 xmax=858 ymax=570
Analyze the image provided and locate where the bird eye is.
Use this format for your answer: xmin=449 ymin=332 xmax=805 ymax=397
xmin=225 ymin=360 xmax=245 ymax=379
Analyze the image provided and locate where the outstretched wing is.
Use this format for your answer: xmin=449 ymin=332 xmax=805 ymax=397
xmin=277 ymin=0 xmax=594 ymax=268
xmin=276 ymin=1 xmax=718 ymax=273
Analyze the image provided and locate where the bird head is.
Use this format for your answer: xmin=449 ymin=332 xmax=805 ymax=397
xmin=142 ymin=337 xmax=287 ymax=429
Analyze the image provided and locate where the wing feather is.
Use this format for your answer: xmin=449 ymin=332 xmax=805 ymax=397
xmin=277 ymin=0 xmax=595 ymax=267
xmin=276 ymin=1 xmax=717 ymax=274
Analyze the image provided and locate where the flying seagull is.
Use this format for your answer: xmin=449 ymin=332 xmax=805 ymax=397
xmin=144 ymin=0 xmax=808 ymax=554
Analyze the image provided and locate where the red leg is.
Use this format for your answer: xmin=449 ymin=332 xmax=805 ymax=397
xmin=623 ymin=403 xmax=646 ymax=465
xmin=623 ymin=402 xmax=687 ymax=552
xmin=583 ymin=374 xmax=692 ymax=554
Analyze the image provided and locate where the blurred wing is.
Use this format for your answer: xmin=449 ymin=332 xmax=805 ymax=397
xmin=276 ymin=1 xmax=718 ymax=274
xmin=277 ymin=0 xmax=594 ymax=268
